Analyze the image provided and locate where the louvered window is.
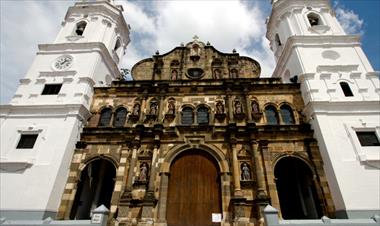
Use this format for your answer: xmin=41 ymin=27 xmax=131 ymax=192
xmin=181 ymin=107 xmax=193 ymax=125
xmin=280 ymin=105 xmax=294 ymax=124
xmin=98 ymin=108 xmax=112 ymax=127
xmin=113 ymin=108 xmax=127 ymax=127
xmin=265 ymin=106 xmax=279 ymax=125
xmin=197 ymin=107 xmax=209 ymax=124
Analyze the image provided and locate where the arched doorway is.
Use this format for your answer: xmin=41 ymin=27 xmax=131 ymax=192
xmin=70 ymin=159 xmax=116 ymax=219
xmin=166 ymin=149 xmax=222 ymax=226
xmin=274 ymin=157 xmax=322 ymax=219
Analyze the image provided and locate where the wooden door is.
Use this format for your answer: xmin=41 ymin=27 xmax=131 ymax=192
xmin=167 ymin=150 xmax=222 ymax=226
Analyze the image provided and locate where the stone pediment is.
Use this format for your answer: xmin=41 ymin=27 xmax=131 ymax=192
xmin=131 ymin=37 xmax=261 ymax=81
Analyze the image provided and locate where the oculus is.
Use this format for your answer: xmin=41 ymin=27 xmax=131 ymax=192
xmin=53 ymin=55 xmax=73 ymax=71
xmin=186 ymin=68 xmax=204 ymax=79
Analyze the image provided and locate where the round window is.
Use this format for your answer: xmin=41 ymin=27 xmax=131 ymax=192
xmin=187 ymin=68 xmax=204 ymax=79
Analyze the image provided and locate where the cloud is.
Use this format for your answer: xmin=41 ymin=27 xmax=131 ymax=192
xmin=335 ymin=4 xmax=364 ymax=35
xmin=0 ymin=0 xmax=74 ymax=104
xmin=118 ymin=0 xmax=275 ymax=77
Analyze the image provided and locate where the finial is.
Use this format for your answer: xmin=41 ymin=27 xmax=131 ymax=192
xmin=193 ymin=35 xmax=199 ymax=41
xmin=206 ymin=41 xmax=210 ymax=45
xmin=232 ymin=48 xmax=237 ymax=53
xmin=155 ymin=50 xmax=159 ymax=55
xmin=180 ymin=42 xmax=184 ymax=47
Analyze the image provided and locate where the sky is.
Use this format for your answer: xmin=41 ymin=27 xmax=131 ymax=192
xmin=0 ymin=0 xmax=379 ymax=104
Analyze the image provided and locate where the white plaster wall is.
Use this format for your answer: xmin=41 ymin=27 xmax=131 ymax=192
xmin=0 ymin=112 xmax=82 ymax=212
xmin=310 ymin=113 xmax=380 ymax=213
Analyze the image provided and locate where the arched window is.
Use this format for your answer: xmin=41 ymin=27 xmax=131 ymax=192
xmin=197 ymin=107 xmax=209 ymax=124
xmin=70 ymin=159 xmax=116 ymax=219
xmin=181 ymin=107 xmax=193 ymax=125
xmin=114 ymin=38 xmax=121 ymax=51
xmin=280 ymin=105 xmax=295 ymax=124
xmin=275 ymin=33 xmax=282 ymax=47
xmin=275 ymin=157 xmax=322 ymax=219
xmin=98 ymin=108 xmax=112 ymax=127
xmin=265 ymin=105 xmax=279 ymax=125
xmin=113 ymin=107 xmax=127 ymax=127
xmin=307 ymin=13 xmax=321 ymax=27
xmin=75 ymin=21 xmax=87 ymax=36
xmin=340 ymin=82 xmax=354 ymax=97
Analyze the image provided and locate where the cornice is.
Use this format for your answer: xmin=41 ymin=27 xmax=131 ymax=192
xmin=303 ymin=101 xmax=380 ymax=118
xmin=0 ymin=104 xmax=91 ymax=122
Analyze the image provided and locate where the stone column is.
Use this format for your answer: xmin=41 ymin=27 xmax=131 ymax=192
xmin=157 ymin=172 xmax=169 ymax=223
xmin=245 ymin=94 xmax=252 ymax=121
xmin=251 ymin=141 xmax=267 ymax=199
xmin=148 ymin=144 xmax=159 ymax=191
xmin=231 ymin=143 xmax=242 ymax=197
xmin=254 ymin=140 xmax=270 ymax=226
xmin=126 ymin=140 xmax=140 ymax=191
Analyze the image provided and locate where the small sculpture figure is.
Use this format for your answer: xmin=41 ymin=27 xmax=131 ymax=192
xmin=150 ymin=102 xmax=158 ymax=115
xmin=234 ymin=100 xmax=242 ymax=114
xmin=213 ymin=69 xmax=221 ymax=79
xmin=216 ymin=102 xmax=224 ymax=114
xmin=168 ymin=101 xmax=175 ymax=114
xmin=133 ymin=103 xmax=140 ymax=116
xmin=139 ymin=162 xmax=149 ymax=181
xmin=171 ymin=69 xmax=178 ymax=80
xmin=241 ymin=162 xmax=251 ymax=181
xmin=251 ymin=101 xmax=259 ymax=114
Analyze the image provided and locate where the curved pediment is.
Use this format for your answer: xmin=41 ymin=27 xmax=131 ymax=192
xmin=131 ymin=38 xmax=261 ymax=81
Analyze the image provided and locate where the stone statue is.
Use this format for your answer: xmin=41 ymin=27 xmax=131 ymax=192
xmin=139 ymin=162 xmax=149 ymax=181
xmin=168 ymin=102 xmax=175 ymax=114
xmin=216 ymin=102 xmax=224 ymax=114
xmin=133 ymin=103 xmax=140 ymax=116
xmin=171 ymin=69 xmax=178 ymax=80
xmin=150 ymin=102 xmax=158 ymax=115
xmin=234 ymin=100 xmax=242 ymax=114
xmin=251 ymin=101 xmax=259 ymax=114
xmin=213 ymin=69 xmax=221 ymax=79
xmin=241 ymin=162 xmax=251 ymax=180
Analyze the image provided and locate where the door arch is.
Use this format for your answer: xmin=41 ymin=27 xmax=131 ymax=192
xmin=274 ymin=157 xmax=322 ymax=219
xmin=70 ymin=159 xmax=116 ymax=219
xmin=166 ymin=149 xmax=222 ymax=226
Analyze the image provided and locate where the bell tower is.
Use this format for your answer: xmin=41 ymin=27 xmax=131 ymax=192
xmin=0 ymin=0 xmax=129 ymax=220
xmin=267 ymin=0 xmax=380 ymax=219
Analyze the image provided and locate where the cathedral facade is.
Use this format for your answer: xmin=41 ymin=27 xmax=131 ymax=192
xmin=56 ymin=38 xmax=335 ymax=225
xmin=0 ymin=0 xmax=379 ymax=225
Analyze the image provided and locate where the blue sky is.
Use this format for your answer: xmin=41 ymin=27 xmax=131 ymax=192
xmin=0 ymin=0 xmax=379 ymax=104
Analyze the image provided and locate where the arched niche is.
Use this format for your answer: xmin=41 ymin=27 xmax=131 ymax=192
xmin=70 ymin=159 xmax=116 ymax=220
xmin=274 ymin=156 xmax=322 ymax=219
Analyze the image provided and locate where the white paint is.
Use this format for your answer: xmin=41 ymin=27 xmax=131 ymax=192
xmin=268 ymin=0 xmax=380 ymax=218
xmin=0 ymin=0 xmax=129 ymax=219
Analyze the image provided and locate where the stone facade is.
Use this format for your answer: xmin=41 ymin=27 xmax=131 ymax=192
xmin=57 ymin=40 xmax=335 ymax=226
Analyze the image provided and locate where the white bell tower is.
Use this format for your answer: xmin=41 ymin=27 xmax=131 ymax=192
xmin=0 ymin=0 xmax=129 ymax=220
xmin=267 ymin=0 xmax=380 ymax=219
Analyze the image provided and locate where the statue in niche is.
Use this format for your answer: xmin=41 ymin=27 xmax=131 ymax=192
xmin=171 ymin=69 xmax=178 ymax=80
xmin=230 ymin=69 xmax=238 ymax=78
xmin=251 ymin=101 xmax=259 ymax=114
xmin=216 ymin=101 xmax=224 ymax=114
xmin=132 ymin=103 xmax=140 ymax=116
xmin=190 ymin=44 xmax=201 ymax=56
xmin=149 ymin=102 xmax=158 ymax=115
xmin=234 ymin=100 xmax=243 ymax=114
xmin=213 ymin=69 xmax=222 ymax=79
xmin=168 ymin=101 xmax=175 ymax=114
xmin=241 ymin=162 xmax=251 ymax=181
xmin=139 ymin=162 xmax=149 ymax=181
